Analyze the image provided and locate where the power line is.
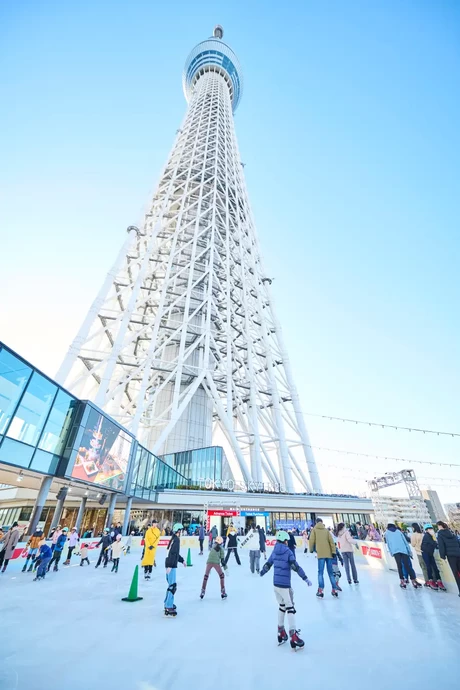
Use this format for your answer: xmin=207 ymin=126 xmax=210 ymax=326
xmin=305 ymin=413 xmax=460 ymax=439
xmin=308 ymin=444 xmax=460 ymax=468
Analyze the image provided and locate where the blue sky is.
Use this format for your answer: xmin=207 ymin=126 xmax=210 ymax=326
xmin=2 ymin=0 xmax=460 ymax=502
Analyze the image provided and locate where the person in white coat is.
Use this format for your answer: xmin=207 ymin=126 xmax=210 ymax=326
xmin=241 ymin=528 xmax=261 ymax=573
xmin=336 ymin=523 xmax=359 ymax=584
xmin=110 ymin=534 xmax=126 ymax=573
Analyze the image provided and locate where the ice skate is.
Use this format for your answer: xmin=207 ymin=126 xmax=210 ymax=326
xmin=289 ymin=630 xmax=304 ymax=651
xmin=436 ymin=580 xmax=447 ymax=591
xmin=412 ymin=579 xmax=422 ymax=589
xmin=399 ymin=579 xmax=407 ymax=588
xmin=347 ymin=579 xmax=352 ymax=585
xmin=316 ymin=588 xmax=324 ymax=598
xmin=335 ymin=582 xmax=342 ymax=591
xmin=200 ymin=590 xmax=205 ymax=599
xmin=427 ymin=579 xmax=438 ymax=590
xmin=28 ymin=563 xmax=34 ymax=572
xmin=221 ymin=592 xmax=227 ymax=600
xmin=331 ymin=589 xmax=339 ymax=598
xmin=63 ymin=560 xmax=70 ymax=566
xmin=164 ymin=607 xmax=177 ymax=617
xmin=277 ymin=626 xmax=288 ymax=645
xmin=22 ymin=563 xmax=28 ymax=573
xmin=353 ymin=580 xmax=359 ymax=584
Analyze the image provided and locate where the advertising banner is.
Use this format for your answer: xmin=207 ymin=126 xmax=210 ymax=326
xmin=69 ymin=407 xmax=132 ymax=491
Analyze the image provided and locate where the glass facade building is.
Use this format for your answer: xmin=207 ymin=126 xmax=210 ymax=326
xmin=162 ymin=446 xmax=224 ymax=484
xmin=0 ymin=344 xmax=78 ymax=475
xmin=130 ymin=444 xmax=190 ymax=499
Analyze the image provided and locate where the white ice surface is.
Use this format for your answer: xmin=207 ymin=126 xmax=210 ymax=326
xmin=1 ymin=547 xmax=459 ymax=690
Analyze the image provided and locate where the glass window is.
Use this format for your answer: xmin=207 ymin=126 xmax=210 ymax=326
xmin=0 ymin=437 xmax=35 ymax=467
xmin=30 ymin=449 xmax=60 ymax=474
xmin=0 ymin=348 xmax=32 ymax=435
xmin=6 ymin=372 xmax=57 ymax=447
xmin=38 ymin=390 xmax=76 ymax=456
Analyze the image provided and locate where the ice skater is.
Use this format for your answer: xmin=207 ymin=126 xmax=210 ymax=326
xmin=260 ymin=530 xmax=312 ymax=650
xmin=421 ymin=524 xmax=446 ymax=591
xmin=111 ymin=534 xmax=125 ymax=573
xmin=34 ymin=539 xmax=52 ymax=581
xmin=224 ymin=529 xmax=241 ymax=566
xmin=79 ymin=543 xmax=90 ymax=566
xmin=47 ymin=527 xmax=68 ymax=572
xmin=141 ymin=520 xmax=161 ymax=580
xmin=22 ymin=529 xmax=43 ymax=572
xmin=384 ymin=523 xmax=422 ymax=589
xmin=95 ymin=528 xmax=112 ymax=568
xmin=200 ymin=536 xmax=227 ymax=599
xmin=241 ymin=527 xmax=261 ymax=574
xmin=309 ymin=518 xmax=339 ymax=598
xmin=126 ymin=531 xmax=134 ymax=554
xmin=63 ymin=527 xmax=79 ymax=565
xmin=336 ymin=523 xmax=359 ymax=585
xmin=164 ymin=523 xmax=186 ymax=616
xmin=331 ymin=548 xmax=344 ymax=591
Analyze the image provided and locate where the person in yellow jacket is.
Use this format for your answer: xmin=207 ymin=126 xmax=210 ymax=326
xmin=141 ymin=520 xmax=161 ymax=580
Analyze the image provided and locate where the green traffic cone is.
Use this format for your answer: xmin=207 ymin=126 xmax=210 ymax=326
xmin=122 ymin=565 xmax=143 ymax=602
xmin=186 ymin=547 xmax=193 ymax=567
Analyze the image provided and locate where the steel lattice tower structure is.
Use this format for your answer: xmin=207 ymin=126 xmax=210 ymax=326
xmin=57 ymin=27 xmax=322 ymax=494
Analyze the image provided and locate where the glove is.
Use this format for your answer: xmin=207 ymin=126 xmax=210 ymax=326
xmin=305 ymin=577 xmax=312 ymax=587
xmin=148 ymin=546 xmax=153 ymax=550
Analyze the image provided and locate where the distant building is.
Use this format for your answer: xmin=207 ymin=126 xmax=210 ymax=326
xmin=422 ymin=489 xmax=447 ymax=523
xmin=445 ymin=503 xmax=460 ymax=530
xmin=375 ymin=496 xmax=430 ymax=526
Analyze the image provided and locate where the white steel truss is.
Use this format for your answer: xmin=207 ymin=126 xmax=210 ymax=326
xmin=57 ymin=28 xmax=322 ymax=494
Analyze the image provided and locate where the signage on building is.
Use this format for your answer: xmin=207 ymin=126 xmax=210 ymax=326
xmin=240 ymin=511 xmax=269 ymax=517
xmin=207 ymin=509 xmax=240 ymax=517
xmin=198 ymin=478 xmax=285 ymax=493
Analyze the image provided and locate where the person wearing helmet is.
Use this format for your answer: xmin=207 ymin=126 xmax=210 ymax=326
xmin=47 ymin=527 xmax=68 ymax=573
xmin=421 ymin=524 xmax=446 ymax=591
xmin=22 ymin=529 xmax=44 ymax=573
xmin=95 ymin=528 xmax=112 ymax=568
xmin=260 ymin=530 xmax=312 ymax=650
xmin=63 ymin=526 xmax=80 ymax=566
xmin=164 ymin=523 xmax=186 ymax=616
xmin=200 ymin=535 xmax=227 ymax=600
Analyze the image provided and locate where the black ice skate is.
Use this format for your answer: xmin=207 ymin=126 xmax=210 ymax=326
xmin=221 ymin=592 xmax=227 ymax=600
xmin=289 ymin=630 xmax=304 ymax=651
xmin=277 ymin=626 xmax=288 ymax=645
xmin=200 ymin=590 xmax=205 ymax=599
xmin=331 ymin=589 xmax=339 ymax=598
xmin=400 ymin=579 xmax=407 ymax=588
xmin=164 ymin=607 xmax=177 ymax=617
xmin=316 ymin=588 xmax=324 ymax=598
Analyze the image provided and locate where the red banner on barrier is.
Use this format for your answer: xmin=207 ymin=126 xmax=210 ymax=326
xmin=362 ymin=545 xmax=382 ymax=559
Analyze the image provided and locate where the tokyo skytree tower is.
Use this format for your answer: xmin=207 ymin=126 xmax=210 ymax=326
xmin=57 ymin=27 xmax=322 ymax=494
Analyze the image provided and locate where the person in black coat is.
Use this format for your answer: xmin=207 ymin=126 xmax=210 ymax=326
xmin=95 ymin=529 xmax=112 ymax=568
xmin=258 ymin=525 xmax=267 ymax=561
xmin=421 ymin=525 xmax=444 ymax=589
xmin=224 ymin=530 xmax=241 ymax=565
xmin=164 ymin=523 xmax=186 ymax=616
xmin=437 ymin=521 xmax=460 ymax=595
xmin=287 ymin=530 xmax=296 ymax=556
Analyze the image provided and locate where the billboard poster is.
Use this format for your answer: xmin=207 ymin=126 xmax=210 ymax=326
xmin=69 ymin=408 xmax=132 ymax=491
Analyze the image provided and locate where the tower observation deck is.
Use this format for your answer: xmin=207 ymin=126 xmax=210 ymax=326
xmin=57 ymin=27 xmax=322 ymax=494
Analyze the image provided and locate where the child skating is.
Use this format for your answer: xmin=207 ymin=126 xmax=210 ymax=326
xmin=260 ymin=530 xmax=312 ymax=651
xmin=111 ymin=534 xmax=125 ymax=572
xmin=164 ymin=523 xmax=186 ymax=616
xmin=34 ymin=540 xmax=52 ymax=581
xmin=331 ymin=547 xmax=344 ymax=591
xmin=79 ymin=543 xmax=90 ymax=566
xmin=200 ymin=536 xmax=227 ymax=599
xmin=22 ymin=529 xmax=43 ymax=572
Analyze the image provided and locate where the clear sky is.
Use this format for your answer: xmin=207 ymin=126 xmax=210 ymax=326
xmin=2 ymin=0 xmax=460 ymax=504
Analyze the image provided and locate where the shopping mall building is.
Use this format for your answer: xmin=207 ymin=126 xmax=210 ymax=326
xmin=0 ymin=343 xmax=373 ymax=537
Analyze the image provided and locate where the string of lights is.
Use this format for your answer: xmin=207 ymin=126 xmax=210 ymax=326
xmin=307 ymin=444 xmax=460 ymax=468
xmin=305 ymin=413 xmax=460 ymax=439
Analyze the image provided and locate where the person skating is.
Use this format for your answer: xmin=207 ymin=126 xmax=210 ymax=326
xmin=309 ymin=518 xmax=339 ymax=597
xmin=164 ymin=523 xmax=186 ymax=616
xmin=34 ymin=539 xmax=53 ymax=581
xmin=0 ymin=522 xmax=21 ymax=573
xmin=436 ymin=521 xmax=460 ymax=596
xmin=47 ymin=527 xmax=68 ymax=572
xmin=302 ymin=530 xmax=309 ymax=554
xmin=95 ymin=528 xmax=112 ymax=568
xmin=421 ymin=524 xmax=446 ymax=591
xmin=210 ymin=525 xmax=218 ymax=549
xmin=224 ymin=529 xmax=241 ymax=566
xmin=79 ymin=543 xmax=90 ymax=566
xmin=260 ymin=530 xmax=312 ymax=650
xmin=384 ymin=524 xmax=422 ymax=589
xmin=141 ymin=520 xmax=161 ymax=580
xmin=258 ymin=525 xmax=267 ymax=560
xmin=336 ymin=523 xmax=359 ymax=584
xmin=111 ymin=534 xmax=125 ymax=572
xmin=200 ymin=536 xmax=227 ymax=599
xmin=331 ymin=547 xmax=344 ymax=591
xmin=242 ymin=527 xmax=261 ymax=574
xmin=410 ymin=524 xmax=429 ymax=585
xmin=50 ymin=525 xmax=63 ymax=553
xmin=126 ymin=531 xmax=134 ymax=554
xmin=198 ymin=524 xmax=205 ymax=555
xmin=22 ymin=529 xmax=43 ymax=572
xmin=287 ymin=530 xmax=297 ymax=557
xmin=63 ymin=527 xmax=80 ymax=565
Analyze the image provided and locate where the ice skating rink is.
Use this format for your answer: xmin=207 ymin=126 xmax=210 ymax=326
xmin=1 ymin=547 xmax=459 ymax=690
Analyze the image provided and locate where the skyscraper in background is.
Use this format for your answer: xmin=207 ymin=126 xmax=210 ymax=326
xmin=57 ymin=27 xmax=322 ymax=494
xmin=422 ymin=489 xmax=447 ymax=523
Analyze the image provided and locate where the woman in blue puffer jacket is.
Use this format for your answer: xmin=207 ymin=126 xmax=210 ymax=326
xmin=260 ymin=531 xmax=312 ymax=650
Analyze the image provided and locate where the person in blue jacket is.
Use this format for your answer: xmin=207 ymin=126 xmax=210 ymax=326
xmin=260 ymin=530 xmax=312 ymax=650
xmin=34 ymin=540 xmax=52 ymax=581
xmin=47 ymin=527 xmax=68 ymax=572
xmin=384 ymin=524 xmax=422 ymax=589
